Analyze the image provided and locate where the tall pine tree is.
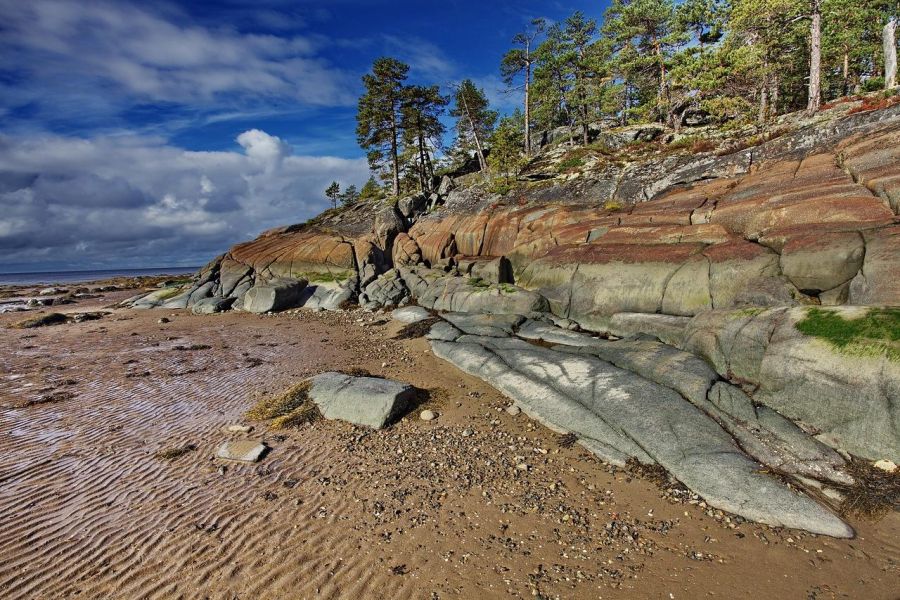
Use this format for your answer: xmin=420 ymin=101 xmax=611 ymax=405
xmin=356 ymin=58 xmax=409 ymax=197
xmin=450 ymin=80 xmax=497 ymax=173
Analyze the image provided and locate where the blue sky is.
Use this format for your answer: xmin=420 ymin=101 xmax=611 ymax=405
xmin=0 ymin=0 xmax=606 ymax=271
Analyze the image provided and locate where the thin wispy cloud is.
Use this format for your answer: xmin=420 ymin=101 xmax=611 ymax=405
xmin=0 ymin=0 xmax=356 ymax=134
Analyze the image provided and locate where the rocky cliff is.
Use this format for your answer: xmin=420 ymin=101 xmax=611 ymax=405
xmin=131 ymin=100 xmax=900 ymax=537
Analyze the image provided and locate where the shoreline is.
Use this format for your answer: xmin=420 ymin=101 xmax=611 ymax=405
xmin=0 ymin=285 xmax=898 ymax=599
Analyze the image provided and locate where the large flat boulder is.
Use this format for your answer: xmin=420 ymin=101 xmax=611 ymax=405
xmin=307 ymin=372 xmax=415 ymax=429
xmin=431 ymin=335 xmax=853 ymax=537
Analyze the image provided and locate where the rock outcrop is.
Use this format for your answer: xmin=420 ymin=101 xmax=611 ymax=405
xmin=426 ymin=312 xmax=854 ymax=538
xmin=127 ymin=103 xmax=900 ymax=536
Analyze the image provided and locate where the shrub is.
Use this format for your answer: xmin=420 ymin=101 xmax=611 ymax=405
xmin=861 ymin=77 xmax=885 ymax=93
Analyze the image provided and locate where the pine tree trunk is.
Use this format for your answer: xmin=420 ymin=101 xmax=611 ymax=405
xmin=460 ymin=91 xmax=487 ymax=172
xmin=524 ymin=53 xmax=532 ymax=156
xmin=417 ymin=132 xmax=427 ymax=192
xmin=653 ymin=37 xmax=670 ymax=124
xmin=842 ymin=49 xmax=850 ymax=97
xmin=390 ymin=109 xmax=400 ymax=197
xmin=885 ymin=18 xmax=898 ymax=89
xmin=758 ymin=83 xmax=768 ymax=125
xmin=807 ymin=0 xmax=822 ymax=113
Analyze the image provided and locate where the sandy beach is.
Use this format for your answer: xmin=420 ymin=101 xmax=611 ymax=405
xmin=1 ymin=287 xmax=898 ymax=600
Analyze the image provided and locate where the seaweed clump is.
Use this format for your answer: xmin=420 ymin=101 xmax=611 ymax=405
xmin=246 ymin=381 xmax=321 ymax=429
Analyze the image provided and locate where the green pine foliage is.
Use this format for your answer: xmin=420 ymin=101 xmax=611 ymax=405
xmin=354 ymin=2 xmax=898 ymax=187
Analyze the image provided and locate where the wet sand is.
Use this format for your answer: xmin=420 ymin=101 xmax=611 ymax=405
xmin=0 ymin=290 xmax=898 ymax=599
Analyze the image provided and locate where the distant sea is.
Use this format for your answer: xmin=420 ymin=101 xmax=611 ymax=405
xmin=0 ymin=266 xmax=200 ymax=286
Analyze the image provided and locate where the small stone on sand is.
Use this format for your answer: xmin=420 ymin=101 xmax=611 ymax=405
xmin=216 ymin=440 xmax=267 ymax=463
xmin=225 ymin=424 xmax=253 ymax=434
xmin=420 ymin=410 xmax=437 ymax=421
xmin=874 ymin=459 xmax=897 ymax=473
xmin=505 ymin=405 xmax=521 ymax=416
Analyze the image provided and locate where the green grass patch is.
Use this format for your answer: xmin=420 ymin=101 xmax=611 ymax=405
xmin=246 ymin=381 xmax=321 ymax=429
xmin=498 ymin=283 xmax=517 ymax=294
xmin=796 ymin=307 xmax=900 ymax=362
xmin=556 ymin=156 xmax=585 ymax=172
xmin=468 ymin=277 xmax=490 ymax=289
xmin=299 ymin=270 xmax=352 ymax=284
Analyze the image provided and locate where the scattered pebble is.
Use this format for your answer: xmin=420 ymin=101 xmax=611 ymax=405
xmin=420 ymin=410 xmax=437 ymax=421
xmin=874 ymin=459 xmax=897 ymax=473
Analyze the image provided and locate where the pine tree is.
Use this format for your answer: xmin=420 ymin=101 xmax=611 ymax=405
xmin=563 ymin=12 xmax=606 ymax=144
xmin=356 ymin=57 xmax=410 ymax=197
xmin=450 ymin=80 xmax=497 ymax=173
xmin=488 ymin=113 xmax=526 ymax=183
xmin=501 ymin=19 xmax=545 ymax=155
xmin=401 ymin=85 xmax=448 ymax=193
xmin=325 ymin=181 xmax=341 ymax=209
xmin=603 ymin=0 xmax=687 ymax=125
xmin=534 ymin=23 xmax=575 ymax=136
xmin=340 ymin=184 xmax=359 ymax=206
xmin=359 ymin=176 xmax=384 ymax=201
xmin=728 ymin=0 xmax=806 ymax=122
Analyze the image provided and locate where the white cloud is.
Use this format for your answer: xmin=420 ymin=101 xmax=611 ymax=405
xmin=0 ymin=0 xmax=356 ymax=122
xmin=0 ymin=130 xmax=370 ymax=269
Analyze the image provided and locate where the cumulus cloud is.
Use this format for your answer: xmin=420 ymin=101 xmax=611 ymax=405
xmin=0 ymin=130 xmax=369 ymax=270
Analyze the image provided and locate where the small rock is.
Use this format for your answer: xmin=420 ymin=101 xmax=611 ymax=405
xmin=158 ymin=317 xmax=170 ymax=324
xmin=516 ymin=463 xmax=529 ymax=471
xmin=420 ymin=410 xmax=437 ymax=421
xmin=215 ymin=440 xmax=268 ymax=463
xmin=874 ymin=459 xmax=897 ymax=473
xmin=505 ymin=405 xmax=521 ymax=416
xmin=462 ymin=428 xmax=474 ymax=437
xmin=225 ymin=424 xmax=253 ymax=434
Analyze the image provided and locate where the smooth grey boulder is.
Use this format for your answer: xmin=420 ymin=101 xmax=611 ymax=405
xmin=517 ymin=319 xmax=601 ymax=347
xmin=242 ymin=278 xmax=308 ymax=314
xmin=191 ymin=296 xmax=234 ymax=315
xmin=417 ymin=275 xmax=549 ymax=315
xmin=307 ymin=372 xmax=415 ymax=429
xmin=607 ymin=312 xmax=690 ymax=346
xmin=392 ymin=306 xmax=432 ymax=324
xmin=299 ymin=284 xmax=353 ymax=310
xmin=364 ymin=270 xmax=410 ymax=307
xmin=426 ymin=321 xmax=462 ymax=341
xmin=441 ymin=312 xmax=525 ymax=337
